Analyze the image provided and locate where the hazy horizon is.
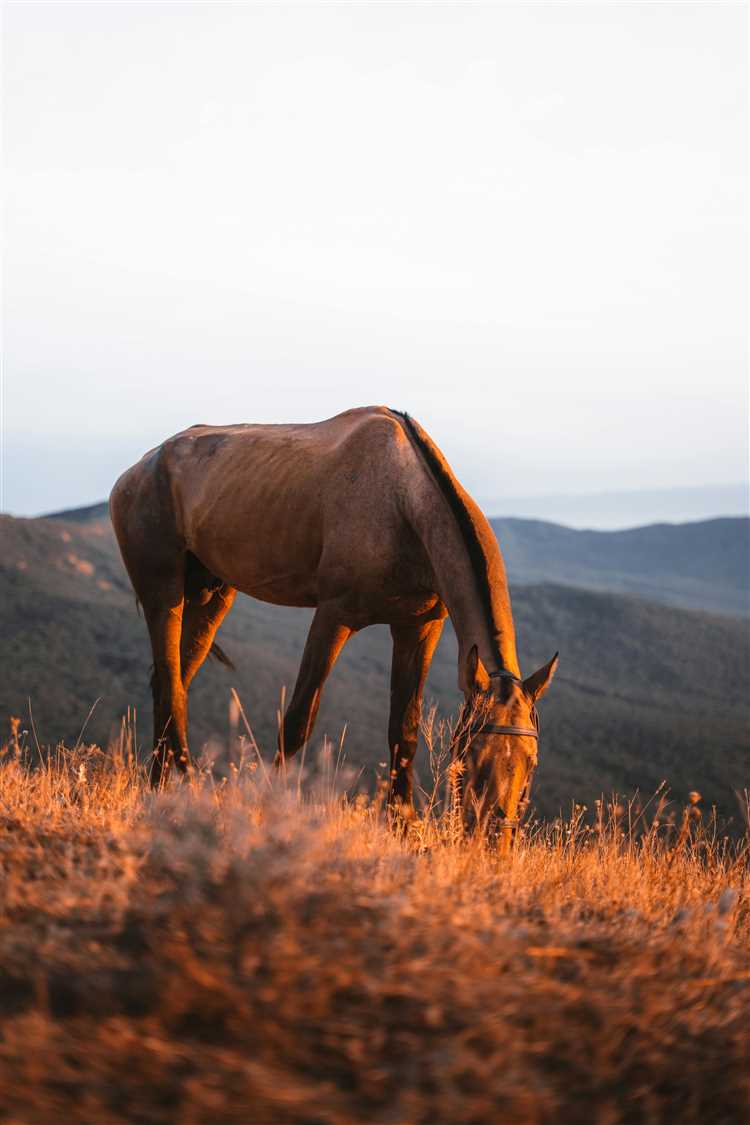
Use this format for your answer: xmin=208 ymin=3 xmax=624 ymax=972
xmin=489 ymin=480 xmax=750 ymax=530
xmin=2 ymin=4 xmax=747 ymax=518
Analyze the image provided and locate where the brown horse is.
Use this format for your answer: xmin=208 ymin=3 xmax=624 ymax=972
xmin=110 ymin=406 xmax=557 ymax=828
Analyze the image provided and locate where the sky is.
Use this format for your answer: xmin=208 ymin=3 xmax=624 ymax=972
xmin=2 ymin=2 xmax=748 ymax=526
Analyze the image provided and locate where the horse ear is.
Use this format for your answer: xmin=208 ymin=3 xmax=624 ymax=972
xmin=466 ymin=644 xmax=491 ymax=693
xmin=523 ymin=653 xmax=559 ymax=701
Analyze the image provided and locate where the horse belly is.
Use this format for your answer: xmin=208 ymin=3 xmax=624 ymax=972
xmin=187 ymin=503 xmax=323 ymax=607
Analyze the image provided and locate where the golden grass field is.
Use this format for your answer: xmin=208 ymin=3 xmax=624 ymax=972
xmin=0 ymin=719 xmax=748 ymax=1124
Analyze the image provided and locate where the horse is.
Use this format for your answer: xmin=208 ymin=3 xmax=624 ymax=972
xmin=110 ymin=406 xmax=557 ymax=832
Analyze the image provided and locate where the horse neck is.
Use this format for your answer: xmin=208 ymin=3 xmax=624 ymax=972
xmin=407 ymin=476 xmax=521 ymax=684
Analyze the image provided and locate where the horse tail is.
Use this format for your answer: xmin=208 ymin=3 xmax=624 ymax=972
xmin=209 ymin=642 xmax=235 ymax=671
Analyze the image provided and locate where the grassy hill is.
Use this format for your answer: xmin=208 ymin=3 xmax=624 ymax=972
xmin=1 ymin=507 xmax=748 ymax=825
xmin=0 ymin=750 xmax=747 ymax=1122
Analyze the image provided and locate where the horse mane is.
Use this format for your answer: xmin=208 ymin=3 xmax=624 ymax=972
xmin=389 ymin=409 xmax=503 ymax=664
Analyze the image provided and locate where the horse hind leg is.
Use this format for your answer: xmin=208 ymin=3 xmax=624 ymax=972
xmin=180 ymin=557 xmax=237 ymax=690
xmin=122 ymin=553 xmax=189 ymax=787
xmin=142 ymin=578 xmax=188 ymax=787
xmin=111 ymin=460 xmax=191 ymax=785
xmin=143 ymin=560 xmax=236 ymax=787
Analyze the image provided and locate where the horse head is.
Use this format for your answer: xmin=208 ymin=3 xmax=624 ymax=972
xmin=457 ymin=646 xmax=559 ymax=848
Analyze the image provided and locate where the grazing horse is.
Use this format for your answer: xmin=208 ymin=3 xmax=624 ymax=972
xmin=110 ymin=406 xmax=557 ymax=830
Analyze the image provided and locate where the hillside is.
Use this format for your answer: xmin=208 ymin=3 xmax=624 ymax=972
xmin=43 ymin=502 xmax=750 ymax=615
xmin=1 ymin=507 xmax=748 ymax=824
xmin=492 ymin=516 xmax=750 ymax=616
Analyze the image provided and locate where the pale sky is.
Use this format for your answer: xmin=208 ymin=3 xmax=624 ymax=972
xmin=2 ymin=2 xmax=748 ymax=522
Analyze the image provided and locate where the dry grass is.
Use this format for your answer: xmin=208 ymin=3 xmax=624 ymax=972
xmin=0 ymin=727 xmax=748 ymax=1124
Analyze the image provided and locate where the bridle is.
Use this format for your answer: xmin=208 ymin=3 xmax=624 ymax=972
xmin=469 ymin=669 xmax=540 ymax=740
xmin=463 ymin=667 xmax=540 ymax=834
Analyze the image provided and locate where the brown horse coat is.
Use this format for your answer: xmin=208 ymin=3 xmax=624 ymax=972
xmin=110 ymin=406 xmax=557 ymax=819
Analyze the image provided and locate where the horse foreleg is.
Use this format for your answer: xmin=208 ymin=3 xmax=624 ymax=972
xmin=275 ymin=606 xmax=352 ymax=767
xmin=387 ymin=617 xmax=445 ymax=816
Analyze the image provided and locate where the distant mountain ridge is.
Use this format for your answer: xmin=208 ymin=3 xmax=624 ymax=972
xmin=42 ymin=502 xmax=750 ymax=617
xmin=1 ymin=505 xmax=748 ymax=826
xmin=45 ymin=501 xmax=111 ymax=524
xmin=489 ymin=482 xmax=749 ymax=530
xmin=492 ymin=517 xmax=749 ymax=617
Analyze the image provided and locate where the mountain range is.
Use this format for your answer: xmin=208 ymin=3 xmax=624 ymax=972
xmin=488 ymin=482 xmax=749 ymax=530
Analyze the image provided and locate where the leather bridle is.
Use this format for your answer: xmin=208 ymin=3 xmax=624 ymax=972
xmin=464 ymin=668 xmax=540 ymax=833
xmin=469 ymin=668 xmax=540 ymax=741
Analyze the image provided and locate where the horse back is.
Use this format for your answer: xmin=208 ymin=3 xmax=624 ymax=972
xmin=112 ymin=407 xmax=424 ymax=609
